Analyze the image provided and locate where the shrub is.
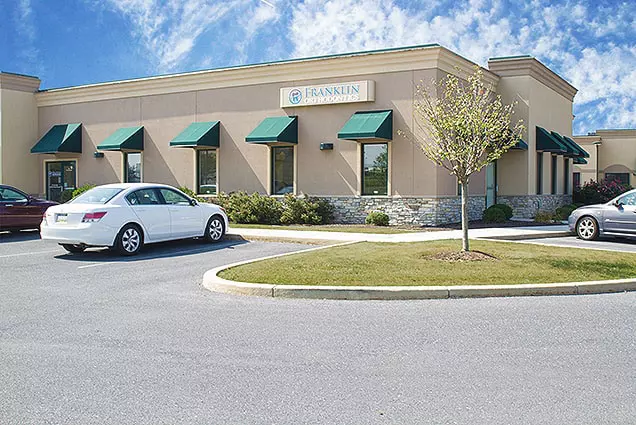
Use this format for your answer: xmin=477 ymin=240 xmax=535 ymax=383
xmin=178 ymin=186 xmax=206 ymax=202
xmin=483 ymin=206 xmax=507 ymax=223
xmin=574 ymin=179 xmax=632 ymax=205
xmin=280 ymin=194 xmax=334 ymax=225
xmin=365 ymin=211 xmax=389 ymax=226
xmin=493 ymin=203 xmax=513 ymax=219
xmin=71 ymin=184 xmax=96 ymax=199
xmin=555 ymin=204 xmax=577 ymax=220
xmin=534 ymin=211 xmax=556 ymax=223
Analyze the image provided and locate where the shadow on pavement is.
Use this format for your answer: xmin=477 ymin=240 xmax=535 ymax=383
xmin=0 ymin=230 xmax=41 ymax=243
xmin=54 ymin=238 xmax=249 ymax=263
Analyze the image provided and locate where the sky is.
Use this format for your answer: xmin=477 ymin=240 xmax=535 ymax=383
xmin=1 ymin=0 xmax=634 ymax=135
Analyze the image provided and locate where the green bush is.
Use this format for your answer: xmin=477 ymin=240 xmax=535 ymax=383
xmin=534 ymin=211 xmax=556 ymax=223
xmin=365 ymin=211 xmax=389 ymax=226
xmin=211 ymin=192 xmax=334 ymax=225
xmin=483 ymin=206 xmax=507 ymax=223
xmin=493 ymin=203 xmax=513 ymax=219
xmin=555 ymin=204 xmax=577 ymax=220
xmin=72 ymin=184 xmax=96 ymax=199
xmin=178 ymin=186 xmax=206 ymax=202
xmin=280 ymin=194 xmax=334 ymax=225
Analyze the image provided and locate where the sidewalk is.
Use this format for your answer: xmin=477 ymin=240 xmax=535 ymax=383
xmin=226 ymin=224 xmax=570 ymax=243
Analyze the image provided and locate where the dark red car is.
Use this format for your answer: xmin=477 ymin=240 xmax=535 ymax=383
xmin=0 ymin=185 xmax=58 ymax=232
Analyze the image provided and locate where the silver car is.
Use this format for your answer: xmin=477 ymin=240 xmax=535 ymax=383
xmin=569 ymin=188 xmax=636 ymax=240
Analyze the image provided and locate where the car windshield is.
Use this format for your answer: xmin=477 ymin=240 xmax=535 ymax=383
xmin=71 ymin=187 xmax=123 ymax=204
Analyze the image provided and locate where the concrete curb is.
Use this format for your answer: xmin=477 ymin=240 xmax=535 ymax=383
xmin=202 ymin=243 xmax=636 ymax=300
xmin=478 ymin=231 xmax=571 ymax=241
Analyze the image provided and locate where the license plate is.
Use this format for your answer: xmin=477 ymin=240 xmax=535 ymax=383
xmin=56 ymin=214 xmax=68 ymax=223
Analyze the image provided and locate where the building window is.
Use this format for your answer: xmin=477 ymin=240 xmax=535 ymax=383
xmin=197 ymin=150 xmax=217 ymax=195
xmin=573 ymin=172 xmax=581 ymax=188
xmin=362 ymin=143 xmax=388 ymax=196
xmin=536 ymin=153 xmax=543 ymax=195
xmin=551 ymin=155 xmax=558 ymax=195
xmin=605 ymin=173 xmax=630 ymax=186
xmin=563 ymin=159 xmax=569 ymax=194
xmin=271 ymin=146 xmax=294 ymax=195
xmin=124 ymin=153 xmax=142 ymax=183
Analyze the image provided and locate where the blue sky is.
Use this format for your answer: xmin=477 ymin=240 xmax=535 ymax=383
xmin=1 ymin=0 xmax=634 ymax=135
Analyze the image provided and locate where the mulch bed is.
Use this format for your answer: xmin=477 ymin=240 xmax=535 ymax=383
xmin=427 ymin=250 xmax=498 ymax=262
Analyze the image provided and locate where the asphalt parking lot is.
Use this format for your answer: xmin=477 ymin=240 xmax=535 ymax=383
xmin=518 ymin=235 xmax=636 ymax=253
xmin=1 ymin=232 xmax=635 ymax=424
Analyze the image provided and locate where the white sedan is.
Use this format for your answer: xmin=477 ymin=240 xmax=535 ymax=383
xmin=41 ymin=183 xmax=229 ymax=255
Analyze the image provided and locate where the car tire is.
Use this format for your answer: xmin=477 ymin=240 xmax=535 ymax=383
xmin=114 ymin=224 xmax=144 ymax=256
xmin=61 ymin=243 xmax=86 ymax=253
xmin=203 ymin=215 xmax=225 ymax=242
xmin=576 ymin=216 xmax=599 ymax=241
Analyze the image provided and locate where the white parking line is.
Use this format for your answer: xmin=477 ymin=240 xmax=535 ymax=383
xmin=0 ymin=249 xmax=60 ymax=259
xmin=77 ymin=262 xmax=113 ymax=269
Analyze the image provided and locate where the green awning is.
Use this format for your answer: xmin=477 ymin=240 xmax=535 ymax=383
xmin=564 ymin=136 xmax=590 ymax=158
xmin=550 ymin=131 xmax=577 ymax=157
xmin=536 ymin=126 xmax=566 ymax=153
xmin=97 ymin=126 xmax=144 ymax=151
xmin=574 ymin=157 xmax=588 ymax=165
xmin=245 ymin=116 xmax=297 ymax=144
xmin=30 ymin=123 xmax=82 ymax=154
xmin=170 ymin=121 xmax=220 ymax=148
xmin=338 ymin=110 xmax=393 ymax=140
xmin=511 ymin=138 xmax=528 ymax=150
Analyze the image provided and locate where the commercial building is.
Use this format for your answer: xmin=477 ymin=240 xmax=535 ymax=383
xmin=573 ymin=129 xmax=636 ymax=187
xmin=0 ymin=44 xmax=587 ymax=225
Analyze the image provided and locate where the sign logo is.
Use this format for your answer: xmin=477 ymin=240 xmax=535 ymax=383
xmin=288 ymin=89 xmax=302 ymax=105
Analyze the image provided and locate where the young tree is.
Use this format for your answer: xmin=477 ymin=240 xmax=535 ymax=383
xmin=412 ymin=67 xmax=524 ymax=251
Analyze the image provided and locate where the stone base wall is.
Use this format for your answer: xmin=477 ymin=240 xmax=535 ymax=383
xmin=497 ymin=194 xmax=573 ymax=219
xmin=317 ymin=196 xmax=486 ymax=226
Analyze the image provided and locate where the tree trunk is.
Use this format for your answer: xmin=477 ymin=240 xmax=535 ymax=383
xmin=461 ymin=181 xmax=469 ymax=252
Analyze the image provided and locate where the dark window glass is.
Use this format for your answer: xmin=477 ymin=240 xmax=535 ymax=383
xmin=197 ymin=150 xmax=217 ymax=195
xmin=563 ymin=159 xmax=569 ymax=194
xmin=362 ymin=144 xmax=388 ymax=196
xmin=573 ymin=172 xmax=581 ymax=188
xmin=271 ymin=146 xmax=294 ymax=195
xmin=125 ymin=153 xmax=142 ymax=183
xmin=0 ymin=188 xmax=27 ymax=202
xmin=126 ymin=189 xmax=161 ymax=205
xmin=551 ymin=155 xmax=558 ymax=195
xmin=605 ymin=173 xmax=630 ymax=186
xmin=536 ymin=153 xmax=543 ymax=195
xmin=159 ymin=188 xmax=190 ymax=205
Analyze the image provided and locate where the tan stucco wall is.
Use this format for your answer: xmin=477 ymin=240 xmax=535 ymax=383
xmin=574 ymin=131 xmax=636 ymax=185
xmin=0 ymin=89 xmax=39 ymax=193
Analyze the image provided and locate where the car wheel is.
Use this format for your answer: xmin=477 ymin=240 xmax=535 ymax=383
xmin=114 ymin=224 xmax=143 ymax=256
xmin=576 ymin=216 xmax=599 ymax=241
xmin=204 ymin=215 xmax=225 ymax=242
xmin=61 ymin=243 xmax=86 ymax=253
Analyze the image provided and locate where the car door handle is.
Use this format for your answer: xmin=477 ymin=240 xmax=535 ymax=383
xmin=5 ymin=204 xmax=13 ymax=207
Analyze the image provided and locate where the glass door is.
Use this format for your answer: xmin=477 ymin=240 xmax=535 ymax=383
xmin=485 ymin=161 xmax=497 ymax=208
xmin=46 ymin=161 xmax=76 ymax=202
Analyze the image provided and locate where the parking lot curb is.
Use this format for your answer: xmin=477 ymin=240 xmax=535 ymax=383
xmin=202 ymin=244 xmax=636 ymax=300
xmin=478 ymin=231 xmax=571 ymax=241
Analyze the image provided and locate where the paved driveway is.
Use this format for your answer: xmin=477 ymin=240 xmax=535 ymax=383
xmin=519 ymin=235 xmax=636 ymax=253
xmin=1 ymin=232 xmax=635 ymax=424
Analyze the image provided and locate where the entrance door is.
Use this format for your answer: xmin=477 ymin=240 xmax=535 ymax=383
xmin=46 ymin=161 xmax=76 ymax=202
xmin=485 ymin=161 xmax=497 ymax=208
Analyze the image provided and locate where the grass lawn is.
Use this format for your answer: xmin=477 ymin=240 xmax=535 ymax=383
xmin=219 ymin=240 xmax=636 ymax=286
xmin=230 ymin=223 xmax=419 ymax=234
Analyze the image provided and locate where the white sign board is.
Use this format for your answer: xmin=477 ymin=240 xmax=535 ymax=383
xmin=280 ymin=80 xmax=375 ymax=108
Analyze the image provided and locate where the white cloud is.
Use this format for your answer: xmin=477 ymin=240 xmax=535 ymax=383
xmin=287 ymin=0 xmax=636 ymax=133
xmin=14 ymin=0 xmax=40 ymax=71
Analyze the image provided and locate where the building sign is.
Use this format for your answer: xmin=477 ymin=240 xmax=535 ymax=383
xmin=280 ymin=80 xmax=375 ymax=108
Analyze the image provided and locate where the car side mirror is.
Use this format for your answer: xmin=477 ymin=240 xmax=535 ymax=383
xmin=190 ymin=198 xmax=198 ymax=206
xmin=614 ymin=201 xmax=623 ymax=208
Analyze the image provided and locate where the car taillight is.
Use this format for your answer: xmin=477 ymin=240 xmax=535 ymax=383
xmin=220 ymin=207 xmax=226 ymax=213
xmin=82 ymin=212 xmax=107 ymax=223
